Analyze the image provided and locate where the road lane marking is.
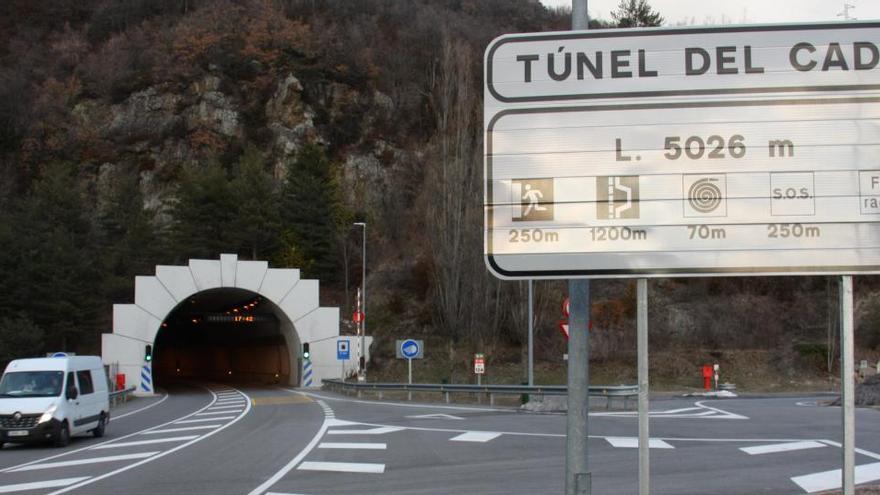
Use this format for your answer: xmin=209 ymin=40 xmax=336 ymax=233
xmin=791 ymin=462 xmax=880 ymax=493
xmin=47 ymin=387 xmax=253 ymax=495
xmin=110 ymin=393 xmax=170 ymax=421
xmin=318 ymin=443 xmax=387 ymax=450
xmin=327 ymin=426 xmax=403 ymax=435
xmin=91 ymin=436 xmax=200 ymax=449
xmin=196 ymin=410 xmax=243 ymax=416
xmin=450 ymin=432 xmax=502 ymax=443
xmin=175 ymin=416 xmax=235 ymax=423
xmin=820 ymin=440 xmax=880 ymax=461
xmin=326 ymin=419 xmax=359 ymax=427
xmin=0 ymin=478 xmax=90 ymax=493
xmin=741 ymin=441 xmax=827 ymax=455
xmin=141 ymin=425 xmax=220 ymax=434
xmin=605 ymin=437 xmax=674 ymax=449
xmin=209 ymin=405 xmax=245 ymax=410
xmin=247 ymin=398 xmax=333 ymax=495
xmin=0 ymin=388 xmax=214 ymax=474
xmin=407 ymin=413 xmax=464 ymax=420
xmin=8 ymin=453 xmax=159 ymax=472
xmin=298 ymin=462 xmax=385 ymax=474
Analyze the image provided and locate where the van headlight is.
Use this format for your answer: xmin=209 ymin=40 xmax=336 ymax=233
xmin=38 ymin=405 xmax=58 ymax=424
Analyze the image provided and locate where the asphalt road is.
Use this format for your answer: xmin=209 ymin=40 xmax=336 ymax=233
xmin=0 ymin=383 xmax=877 ymax=494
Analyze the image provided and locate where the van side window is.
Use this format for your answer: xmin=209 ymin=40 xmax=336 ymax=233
xmin=76 ymin=370 xmax=94 ymax=395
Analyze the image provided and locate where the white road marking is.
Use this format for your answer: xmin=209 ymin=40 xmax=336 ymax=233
xmin=327 ymin=426 xmax=403 ymax=435
xmin=209 ymin=405 xmax=245 ymax=410
xmin=791 ymin=462 xmax=880 ymax=493
xmin=298 ymin=390 xmax=512 ymax=413
xmin=196 ymin=410 xmax=243 ymax=416
xmin=741 ymin=441 xmax=827 ymax=455
xmin=325 ymin=419 xmax=359 ymax=427
xmin=0 ymin=478 xmax=90 ymax=493
xmin=9 ymin=453 xmax=159 ymax=472
xmin=175 ymin=416 xmax=235 ymax=424
xmin=605 ymin=437 xmax=674 ymax=449
xmin=247 ymin=398 xmax=333 ymax=495
xmin=141 ymin=425 xmax=220 ymax=434
xmin=450 ymin=432 xmax=502 ymax=443
xmin=47 ymin=388 xmax=253 ymax=495
xmin=298 ymin=462 xmax=385 ymax=474
xmin=594 ymin=401 xmax=746 ymax=420
xmin=406 ymin=413 xmax=464 ymax=420
xmin=90 ymin=436 xmax=200 ymax=449
xmin=820 ymin=440 xmax=880 ymax=461
xmin=110 ymin=393 xmax=170 ymax=421
xmin=266 ymin=493 xmax=312 ymax=495
xmin=318 ymin=442 xmax=387 ymax=450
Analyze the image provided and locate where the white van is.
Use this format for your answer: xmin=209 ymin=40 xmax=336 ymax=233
xmin=0 ymin=356 xmax=110 ymax=448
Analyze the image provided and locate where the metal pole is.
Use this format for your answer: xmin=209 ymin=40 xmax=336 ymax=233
xmin=361 ymin=223 xmax=367 ymax=379
xmin=840 ymin=275 xmax=855 ymax=495
xmin=528 ymin=279 xmax=534 ymax=386
xmin=566 ymin=4 xmax=589 ymax=494
xmin=408 ymin=358 xmax=412 ymax=385
xmin=637 ymin=278 xmax=650 ymax=495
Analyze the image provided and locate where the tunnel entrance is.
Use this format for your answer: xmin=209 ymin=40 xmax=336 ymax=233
xmin=153 ymin=288 xmax=297 ymax=386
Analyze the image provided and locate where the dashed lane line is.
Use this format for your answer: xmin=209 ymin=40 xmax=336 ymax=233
xmin=326 ymin=426 xmax=403 ymax=435
xmin=740 ymin=441 xmax=827 ymax=455
xmin=7 ymin=453 xmax=159 ymax=472
xmin=196 ymin=410 xmax=242 ymax=416
xmin=450 ymin=432 xmax=502 ymax=443
xmin=318 ymin=443 xmax=387 ymax=450
xmin=298 ymin=461 xmax=385 ymax=474
xmin=0 ymin=477 xmax=90 ymax=493
xmin=605 ymin=437 xmax=674 ymax=449
xmin=791 ymin=462 xmax=880 ymax=493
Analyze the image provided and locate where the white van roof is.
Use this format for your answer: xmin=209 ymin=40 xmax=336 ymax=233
xmin=4 ymin=356 xmax=104 ymax=373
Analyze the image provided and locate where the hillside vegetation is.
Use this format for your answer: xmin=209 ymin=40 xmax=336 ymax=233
xmin=0 ymin=0 xmax=877 ymax=387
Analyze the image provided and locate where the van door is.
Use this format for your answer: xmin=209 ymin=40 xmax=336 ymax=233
xmin=64 ymin=371 xmax=81 ymax=433
xmin=74 ymin=370 xmax=99 ymax=433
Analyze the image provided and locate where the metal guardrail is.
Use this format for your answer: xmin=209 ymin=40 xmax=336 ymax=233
xmin=109 ymin=387 xmax=136 ymax=407
xmin=322 ymin=379 xmax=638 ymax=408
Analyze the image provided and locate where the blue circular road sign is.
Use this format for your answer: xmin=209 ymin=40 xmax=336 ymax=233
xmin=401 ymin=339 xmax=420 ymax=359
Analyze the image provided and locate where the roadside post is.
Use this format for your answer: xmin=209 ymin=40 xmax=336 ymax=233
xmin=484 ymin=16 xmax=878 ymax=495
xmin=396 ymin=339 xmax=423 ymax=401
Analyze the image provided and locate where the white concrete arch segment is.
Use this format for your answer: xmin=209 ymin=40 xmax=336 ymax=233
xmin=102 ymin=254 xmax=358 ymax=396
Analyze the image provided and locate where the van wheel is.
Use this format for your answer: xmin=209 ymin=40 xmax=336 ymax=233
xmin=92 ymin=414 xmax=107 ymax=438
xmin=54 ymin=423 xmax=70 ymax=448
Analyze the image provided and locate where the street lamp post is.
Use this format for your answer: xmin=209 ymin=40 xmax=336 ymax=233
xmin=353 ymin=222 xmax=367 ymax=381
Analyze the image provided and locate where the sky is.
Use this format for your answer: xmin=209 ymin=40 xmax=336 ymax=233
xmin=539 ymin=0 xmax=880 ymax=25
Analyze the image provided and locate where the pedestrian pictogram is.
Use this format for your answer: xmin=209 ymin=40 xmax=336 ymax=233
xmin=512 ymin=178 xmax=553 ymax=221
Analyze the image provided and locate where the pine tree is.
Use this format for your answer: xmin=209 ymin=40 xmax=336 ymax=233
xmin=611 ymin=0 xmax=664 ymax=28
xmin=230 ymin=145 xmax=280 ymax=260
xmin=169 ymin=161 xmax=237 ymax=260
xmin=278 ymin=144 xmax=345 ymax=281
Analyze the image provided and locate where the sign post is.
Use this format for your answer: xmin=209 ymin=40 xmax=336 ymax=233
xmin=474 ymin=353 xmax=485 ymax=386
xmin=397 ymin=339 xmax=424 ymax=400
xmin=337 ymin=339 xmax=350 ymax=382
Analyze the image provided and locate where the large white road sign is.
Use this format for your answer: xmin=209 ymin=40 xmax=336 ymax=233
xmin=484 ymin=23 xmax=880 ymax=279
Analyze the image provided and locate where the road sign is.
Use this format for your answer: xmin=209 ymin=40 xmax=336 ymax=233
xmin=396 ymin=339 xmax=423 ymax=359
xmin=484 ymin=23 xmax=880 ymax=279
xmin=474 ymin=353 xmax=485 ymax=375
xmin=337 ymin=340 xmax=350 ymax=360
xmin=353 ymin=311 xmax=364 ymax=323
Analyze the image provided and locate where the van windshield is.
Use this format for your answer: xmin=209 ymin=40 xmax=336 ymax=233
xmin=0 ymin=371 xmax=64 ymax=398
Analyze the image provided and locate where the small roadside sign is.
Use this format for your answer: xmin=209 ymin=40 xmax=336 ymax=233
xmin=353 ymin=311 xmax=364 ymax=323
xmin=337 ymin=340 xmax=350 ymax=360
xmin=474 ymin=353 xmax=486 ymax=375
xmin=396 ymin=339 xmax=424 ymax=360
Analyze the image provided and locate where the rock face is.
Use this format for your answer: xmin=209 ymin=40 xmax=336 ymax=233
xmin=107 ymin=87 xmax=183 ymax=143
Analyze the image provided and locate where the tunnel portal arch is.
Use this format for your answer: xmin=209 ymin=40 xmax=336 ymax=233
xmin=102 ymin=254 xmax=357 ymax=395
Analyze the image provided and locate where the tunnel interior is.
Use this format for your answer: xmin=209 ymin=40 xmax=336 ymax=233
xmin=153 ymin=288 xmax=299 ymax=386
